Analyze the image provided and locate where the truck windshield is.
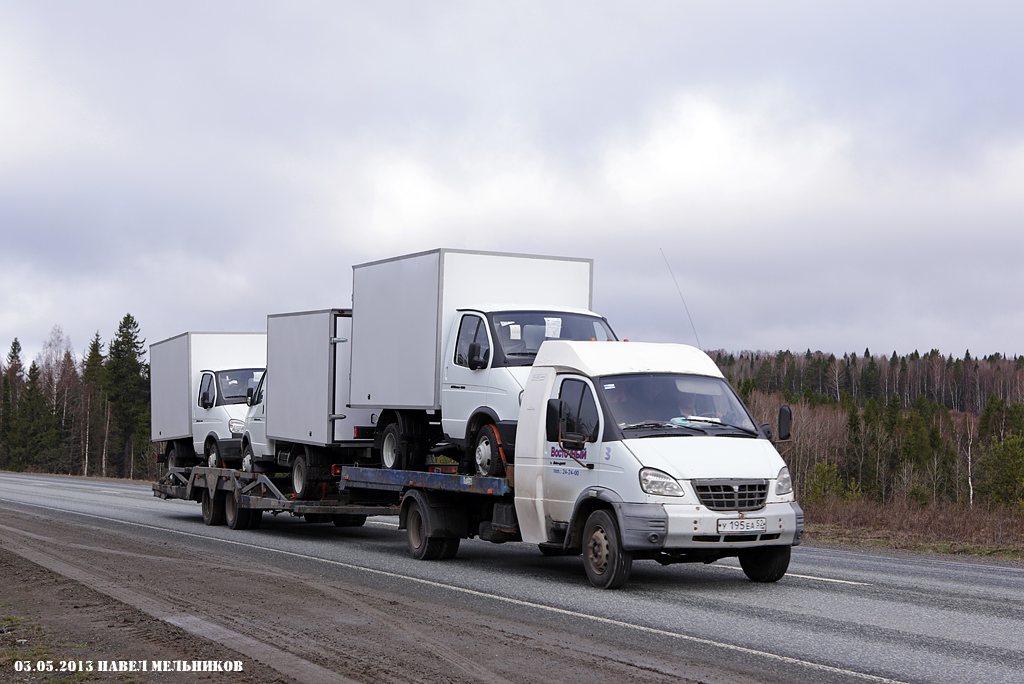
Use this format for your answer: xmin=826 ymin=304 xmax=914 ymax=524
xmin=599 ymin=373 xmax=758 ymax=435
xmin=489 ymin=311 xmax=617 ymax=367
xmin=216 ymin=368 xmax=264 ymax=406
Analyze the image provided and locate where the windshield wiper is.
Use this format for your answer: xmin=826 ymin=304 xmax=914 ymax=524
xmin=504 ymin=351 xmax=538 ymax=357
xmin=682 ymin=416 xmax=759 ymax=437
xmin=621 ymin=421 xmax=705 ymax=435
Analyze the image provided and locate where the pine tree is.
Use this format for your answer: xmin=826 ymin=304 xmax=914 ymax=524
xmin=107 ymin=314 xmax=149 ymax=478
xmin=80 ymin=332 xmax=107 ymax=476
xmin=1 ymin=339 xmax=26 ymax=468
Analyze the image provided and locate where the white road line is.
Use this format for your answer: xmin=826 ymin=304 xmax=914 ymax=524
xmin=0 ymin=498 xmax=907 ymax=684
xmin=715 ymin=562 xmax=871 ymax=586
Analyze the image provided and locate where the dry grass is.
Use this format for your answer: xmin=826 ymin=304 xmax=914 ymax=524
xmin=803 ymin=499 xmax=1024 ymax=559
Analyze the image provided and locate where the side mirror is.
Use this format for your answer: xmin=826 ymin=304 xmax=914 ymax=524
xmin=246 ymin=387 xmax=254 ymax=406
xmin=760 ymin=423 xmax=773 ymax=441
xmin=468 ymin=342 xmax=489 ymax=370
xmin=200 ymin=390 xmax=214 ymax=409
xmin=777 ymin=405 xmax=792 ymax=441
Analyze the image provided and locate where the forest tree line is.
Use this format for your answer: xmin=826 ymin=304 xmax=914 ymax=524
xmin=713 ymin=348 xmax=1024 ymax=509
xmin=0 ymin=314 xmax=153 ymax=481
xmin=1 ymin=324 xmax=1023 ymax=510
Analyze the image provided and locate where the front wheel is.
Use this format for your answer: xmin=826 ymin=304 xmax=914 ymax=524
xmin=241 ymin=445 xmax=255 ymax=473
xmin=582 ymin=509 xmax=632 ymax=589
xmin=206 ymin=441 xmax=221 ymax=468
xmin=738 ymin=545 xmax=791 ymax=582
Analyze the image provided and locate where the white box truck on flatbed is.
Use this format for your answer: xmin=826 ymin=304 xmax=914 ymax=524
xmin=150 ymin=332 xmax=266 ymax=468
xmin=155 ymin=340 xmax=802 ymax=589
xmin=347 ymin=248 xmax=616 ymax=477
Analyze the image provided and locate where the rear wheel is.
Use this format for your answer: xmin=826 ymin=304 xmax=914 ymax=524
xmin=583 ymin=509 xmax=632 ymax=589
xmin=473 ymin=424 xmax=504 ymax=477
xmin=405 ymin=498 xmax=446 ymax=560
xmin=248 ymin=510 xmax=263 ymax=529
xmin=739 ymin=545 xmax=791 ymax=582
xmin=201 ymin=489 xmax=226 ymax=526
xmin=224 ymin=494 xmax=251 ymax=530
xmin=291 ymin=451 xmax=320 ymax=500
xmin=381 ymin=423 xmax=402 ymax=470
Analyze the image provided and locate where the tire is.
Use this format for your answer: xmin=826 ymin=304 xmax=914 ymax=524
xmin=582 ymin=509 xmax=633 ymax=589
xmin=405 ymin=498 xmax=445 ymax=560
xmin=201 ymin=489 xmax=226 ymax=526
xmin=167 ymin=443 xmax=182 ymax=468
xmin=241 ymin=444 xmax=255 ymax=473
xmin=206 ymin=441 xmax=221 ymax=468
xmin=224 ymin=493 xmax=251 ymax=530
xmin=332 ymin=514 xmax=367 ymax=527
xmin=291 ymin=452 xmax=318 ymax=500
xmin=739 ymin=545 xmax=791 ymax=583
xmin=381 ymin=423 xmax=403 ymax=470
xmin=248 ymin=510 xmax=263 ymax=529
xmin=473 ymin=424 xmax=504 ymax=477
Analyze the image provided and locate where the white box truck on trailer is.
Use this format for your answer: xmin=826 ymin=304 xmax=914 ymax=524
xmin=151 ymin=332 xmax=266 ymax=468
xmin=241 ymin=309 xmax=376 ymax=498
xmin=347 ymin=248 xmax=616 ymax=477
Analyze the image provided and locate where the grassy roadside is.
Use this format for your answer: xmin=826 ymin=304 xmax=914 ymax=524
xmin=803 ymin=500 xmax=1024 ymax=560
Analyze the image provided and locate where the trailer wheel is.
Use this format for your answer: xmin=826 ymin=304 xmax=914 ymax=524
xmin=206 ymin=441 xmax=222 ymax=468
xmin=248 ymin=510 xmax=263 ymax=529
xmin=405 ymin=498 xmax=446 ymax=560
xmin=739 ymin=545 xmax=791 ymax=583
xmin=583 ymin=509 xmax=632 ymax=589
xmin=332 ymin=514 xmax=367 ymax=527
xmin=201 ymin=489 xmax=226 ymax=526
xmin=473 ymin=424 xmax=504 ymax=477
xmin=224 ymin=494 xmax=251 ymax=530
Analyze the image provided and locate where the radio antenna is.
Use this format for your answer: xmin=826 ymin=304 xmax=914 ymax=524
xmin=660 ymin=248 xmax=702 ymax=349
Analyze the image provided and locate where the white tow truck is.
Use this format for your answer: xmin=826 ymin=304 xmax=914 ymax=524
xmin=155 ymin=340 xmax=801 ymax=589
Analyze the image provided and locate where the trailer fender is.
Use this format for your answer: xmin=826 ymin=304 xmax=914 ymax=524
xmin=399 ymin=489 xmax=468 ymax=539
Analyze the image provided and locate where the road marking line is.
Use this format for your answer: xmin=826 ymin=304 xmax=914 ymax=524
xmin=715 ymin=562 xmax=871 ymax=586
xmin=1 ymin=499 xmax=908 ymax=684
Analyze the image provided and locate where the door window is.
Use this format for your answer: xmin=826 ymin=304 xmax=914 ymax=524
xmin=559 ymin=379 xmax=600 ymax=442
xmin=198 ymin=373 xmax=215 ymax=407
xmin=454 ymin=315 xmax=490 ymax=368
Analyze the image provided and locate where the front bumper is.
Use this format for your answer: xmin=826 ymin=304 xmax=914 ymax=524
xmin=618 ymin=501 xmax=803 ymax=551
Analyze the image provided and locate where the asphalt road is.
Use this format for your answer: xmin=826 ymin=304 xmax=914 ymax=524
xmin=0 ymin=471 xmax=1021 ymax=684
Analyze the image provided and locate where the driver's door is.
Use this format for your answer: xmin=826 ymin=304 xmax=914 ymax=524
xmin=542 ymin=375 xmax=603 ymax=525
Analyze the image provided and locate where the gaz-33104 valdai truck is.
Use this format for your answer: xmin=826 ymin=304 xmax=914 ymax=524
xmin=150 ymin=332 xmax=266 ymax=468
xmin=155 ymin=340 xmax=802 ymax=589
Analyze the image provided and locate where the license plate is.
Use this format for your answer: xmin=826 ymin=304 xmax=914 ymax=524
xmin=717 ymin=518 xmax=767 ymax=534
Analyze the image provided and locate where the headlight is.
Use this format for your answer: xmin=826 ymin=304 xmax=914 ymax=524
xmin=229 ymin=419 xmax=245 ymax=435
xmin=639 ymin=468 xmax=684 ymax=497
xmin=775 ymin=466 xmax=793 ymax=496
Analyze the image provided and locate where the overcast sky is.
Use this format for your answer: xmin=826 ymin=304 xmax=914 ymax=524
xmin=2 ymin=2 xmax=1023 ymax=367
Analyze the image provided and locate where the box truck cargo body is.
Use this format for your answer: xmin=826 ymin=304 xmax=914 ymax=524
xmin=241 ymin=310 xmax=375 ymax=497
xmin=150 ymin=332 xmax=266 ymax=468
xmin=347 ymin=249 xmax=615 ymax=476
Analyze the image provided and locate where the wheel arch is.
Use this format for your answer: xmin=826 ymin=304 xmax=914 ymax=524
xmin=565 ymin=488 xmax=624 ymax=554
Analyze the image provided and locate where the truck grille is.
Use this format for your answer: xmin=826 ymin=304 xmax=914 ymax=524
xmin=694 ymin=480 xmax=768 ymax=511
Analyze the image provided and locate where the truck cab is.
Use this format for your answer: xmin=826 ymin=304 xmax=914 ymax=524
xmin=514 ymin=341 xmax=802 ymax=588
xmin=194 ymin=367 xmax=263 ymax=467
xmin=439 ymin=307 xmax=616 ymax=476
